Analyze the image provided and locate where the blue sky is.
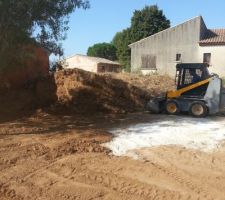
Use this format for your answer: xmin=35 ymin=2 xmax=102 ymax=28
xmin=62 ymin=0 xmax=225 ymax=57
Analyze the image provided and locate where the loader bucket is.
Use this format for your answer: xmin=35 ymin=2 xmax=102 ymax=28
xmin=220 ymin=87 xmax=225 ymax=112
xmin=146 ymin=97 xmax=166 ymax=113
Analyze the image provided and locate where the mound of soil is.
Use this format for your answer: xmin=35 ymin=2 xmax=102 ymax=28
xmin=49 ymin=69 xmax=174 ymax=114
xmin=0 ymin=76 xmax=57 ymax=122
xmin=0 ymin=69 xmax=174 ymax=118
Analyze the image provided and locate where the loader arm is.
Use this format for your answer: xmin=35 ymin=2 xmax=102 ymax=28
xmin=167 ymin=78 xmax=211 ymax=98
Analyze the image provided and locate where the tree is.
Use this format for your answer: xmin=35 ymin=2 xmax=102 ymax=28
xmin=130 ymin=5 xmax=170 ymax=42
xmin=112 ymin=5 xmax=170 ymax=72
xmin=112 ymin=28 xmax=132 ymax=72
xmin=0 ymin=0 xmax=90 ymax=70
xmin=87 ymin=43 xmax=117 ymax=61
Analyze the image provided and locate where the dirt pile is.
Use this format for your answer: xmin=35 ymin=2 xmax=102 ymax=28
xmin=0 ymin=76 xmax=57 ymax=122
xmin=50 ymin=69 xmax=174 ymax=114
xmin=0 ymin=69 xmax=174 ymax=118
xmin=112 ymin=72 xmax=174 ymax=94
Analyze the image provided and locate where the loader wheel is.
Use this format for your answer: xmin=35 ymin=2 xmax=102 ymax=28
xmin=189 ymin=102 xmax=208 ymax=118
xmin=166 ymin=100 xmax=180 ymax=115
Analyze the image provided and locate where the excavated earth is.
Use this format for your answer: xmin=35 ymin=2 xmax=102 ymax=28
xmin=0 ymin=69 xmax=174 ymax=120
xmin=1 ymin=70 xmax=225 ymax=200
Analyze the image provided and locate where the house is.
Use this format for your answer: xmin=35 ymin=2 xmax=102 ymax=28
xmin=129 ymin=16 xmax=225 ymax=77
xmin=61 ymin=54 xmax=122 ymax=73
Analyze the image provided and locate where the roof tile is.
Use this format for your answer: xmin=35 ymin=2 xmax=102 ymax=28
xmin=199 ymin=29 xmax=225 ymax=46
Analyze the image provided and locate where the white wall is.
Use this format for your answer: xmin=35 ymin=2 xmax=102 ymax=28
xmin=63 ymin=56 xmax=98 ymax=73
xmin=130 ymin=16 xmax=203 ymax=77
xmin=199 ymin=46 xmax=225 ymax=77
xmin=141 ymin=69 xmax=157 ymax=75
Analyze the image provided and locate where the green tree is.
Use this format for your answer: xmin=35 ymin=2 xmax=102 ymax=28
xmin=112 ymin=5 xmax=170 ymax=72
xmin=130 ymin=5 xmax=170 ymax=41
xmin=112 ymin=28 xmax=132 ymax=72
xmin=0 ymin=0 xmax=89 ymax=70
xmin=87 ymin=43 xmax=117 ymax=61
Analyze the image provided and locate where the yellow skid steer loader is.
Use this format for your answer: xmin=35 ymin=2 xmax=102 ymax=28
xmin=147 ymin=63 xmax=225 ymax=117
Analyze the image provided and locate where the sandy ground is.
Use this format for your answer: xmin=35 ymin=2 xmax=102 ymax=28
xmin=1 ymin=112 xmax=225 ymax=200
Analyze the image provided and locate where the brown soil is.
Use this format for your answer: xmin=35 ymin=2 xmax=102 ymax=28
xmin=1 ymin=71 xmax=224 ymax=200
xmin=50 ymin=69 xmax=173 ymax=114
xmin=0 ymin=112 xmax=225 ymax=200
xmin=0 ymin=69 xmax=174 ymax=121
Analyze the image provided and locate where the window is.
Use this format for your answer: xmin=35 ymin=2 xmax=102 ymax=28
xmin=98 ymin=65 xmax=105 ymax=73
xmin=101 ymin=66 xmax=105 ymax=72
xmin=177 ymin=68 xmax=203 ymax=89
xmin=203 ymin=53 xmax=211 ymax=64
xmin=184 ymin=69 xmax=203 ymax=85
xmin=141 ymin=55 xmax=156 ymax=69
xmin=176 ymin=53 xmax=181 ymax=62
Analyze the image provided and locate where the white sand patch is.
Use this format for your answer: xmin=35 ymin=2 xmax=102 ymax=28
xmin=104 ymin=116 xmax=225 ymax=156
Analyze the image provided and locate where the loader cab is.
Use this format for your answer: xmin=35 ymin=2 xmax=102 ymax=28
xmin=175 ymin=63 xmax=210 ymax=96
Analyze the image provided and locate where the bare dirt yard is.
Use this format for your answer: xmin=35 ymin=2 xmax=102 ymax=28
xmin=1 ymin=70 xmax=225 ymax=200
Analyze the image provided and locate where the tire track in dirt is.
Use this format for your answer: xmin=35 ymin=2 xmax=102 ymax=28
xmin=22 ymin=170 xmax=110 ymax=200
xmin=0 ymin=142 xmax=51 ymax=173
xmin=137 ymin=149 xmax=224 ymax=200
xmin=74 ymin=169 xmax=182 ymax=199
xmin=46 ymin=156 xmax=190 ymax=200
xmin=2 ymin=158 xmax=126 ymax=200
xmin=152 ymin=147 xmax=225 ymax=193
xmin=0 ymin=184 xmax=23 ymax=200
xmin=0 ymin=133 xmax=112 ymax=200
xmin=150 ymin=162 xmax=212 ymax=200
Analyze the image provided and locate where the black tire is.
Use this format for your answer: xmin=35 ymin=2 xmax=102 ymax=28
xmin=189 ymin=101 xmax=208 ymax=118
xmin=166 ymin=100 xmax=180 ymax=115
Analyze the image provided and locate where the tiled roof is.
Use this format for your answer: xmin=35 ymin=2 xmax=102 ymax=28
xmin=199 ymin=29 xmax=225 ymax=46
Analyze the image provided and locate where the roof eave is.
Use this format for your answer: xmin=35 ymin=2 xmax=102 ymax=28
xmin=128 ymin=15 xmax=202 ymax=47
xmin=199 ymin=42 xmax=225 ymax=46
xmin=98 ymin=62 xmax=122 ymax=66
